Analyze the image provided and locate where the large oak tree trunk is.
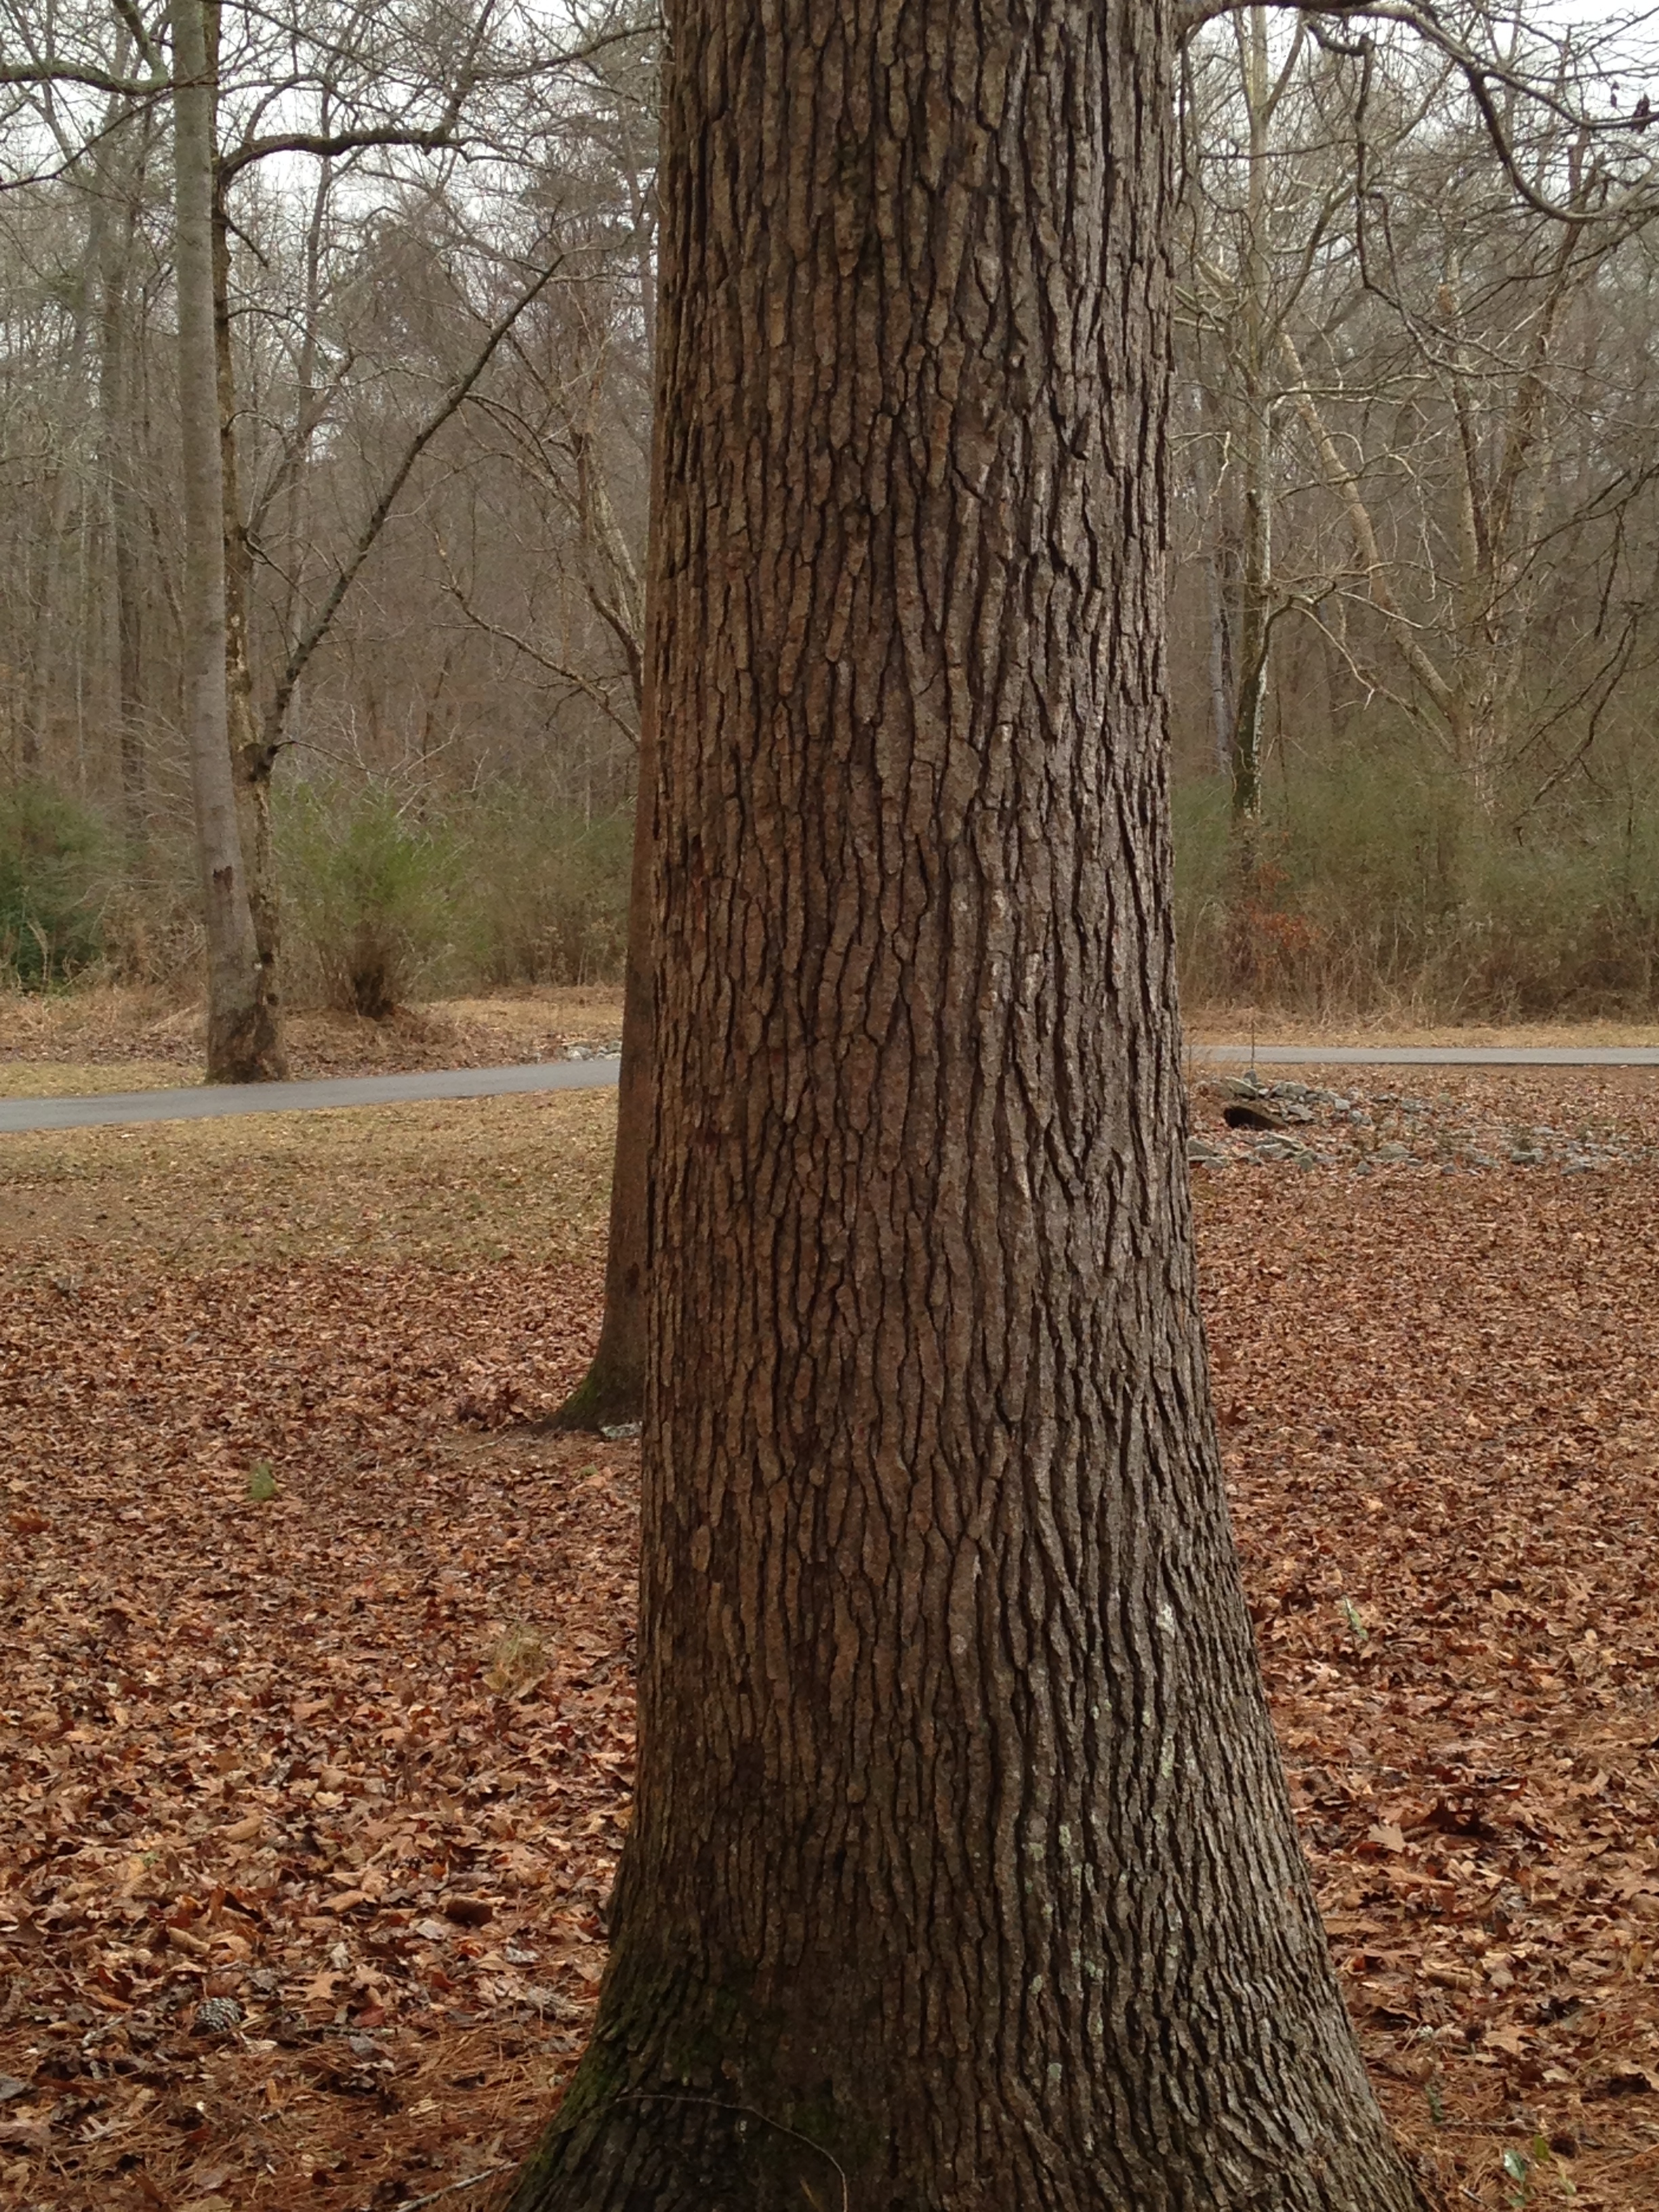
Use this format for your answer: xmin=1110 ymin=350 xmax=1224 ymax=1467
xmin=510 ymin=3 xmax=1429 ymax=2206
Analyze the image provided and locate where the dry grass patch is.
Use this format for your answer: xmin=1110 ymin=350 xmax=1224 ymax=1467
xmin=0 ymin=1090 xmax=619 ymax=1269
xmin=436 ymin=989 xmax=625 ymax=1048
xmin=0 ymin=1060 xmax=190 ymax=1101
xmin=1187 ymin=1008 xmax=1659 ymax=1050
xmin=0 ymin=986 xmax=626 ymax=1093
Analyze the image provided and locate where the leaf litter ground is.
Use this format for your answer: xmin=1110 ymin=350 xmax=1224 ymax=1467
xmin=3 ymin=1065 xmax=1659 ymax=2210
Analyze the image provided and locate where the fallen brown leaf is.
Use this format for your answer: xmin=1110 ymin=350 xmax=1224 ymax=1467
xmin=5 ymin=1062 xmax=1659 ymax=2209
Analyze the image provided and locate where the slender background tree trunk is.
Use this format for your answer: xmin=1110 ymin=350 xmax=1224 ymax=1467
xmin=87 ymin=43 xmax=154 ymax=861
xmin=508 ymin=3 xmax=1429 ymax=2209
xmin=25 ymin=244 xmax=98 ymax=779
xmin=98 ymin=238 xmax=149 ymax=857
xmin=170 ymin=0 xmax=276 ymax=1081
xmin=546 ymin=710 xmax=653 ymax=1430
xmin=549 ymin=413 xmax=662 ymax=1435
xmin=1230 ymin=3 xmax=1273 ymax=844
xmin=213 ymin=176 xmax=288 ymax=1071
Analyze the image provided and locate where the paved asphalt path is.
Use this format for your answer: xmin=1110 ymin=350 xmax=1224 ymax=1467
xmin=0 ymin=1056 xmax=621 ymax=1134
xmin=0 ymin=1042 xmax=1654 ymax=1134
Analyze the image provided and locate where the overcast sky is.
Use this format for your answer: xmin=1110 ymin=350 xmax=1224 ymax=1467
xmin=1525 ymin=0 xmax=1658 ymax=64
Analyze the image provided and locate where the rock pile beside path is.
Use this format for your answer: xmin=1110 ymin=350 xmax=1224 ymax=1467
xmin=1187 ymin=1072 xmax=1651 ymax=1176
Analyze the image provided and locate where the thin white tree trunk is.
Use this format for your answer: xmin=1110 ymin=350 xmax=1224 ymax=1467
xmin=1231 ymin=3 xmax=1273 ymax=836
xmin=92 ymin=91 xmax=155 ymax=859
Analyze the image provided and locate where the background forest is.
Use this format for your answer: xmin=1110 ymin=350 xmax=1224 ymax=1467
xmin=3 ymin=0 xmax=1658 ymax=1024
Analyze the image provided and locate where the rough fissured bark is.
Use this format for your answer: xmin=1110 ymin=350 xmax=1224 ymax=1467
xmin=510 ymin=3 xmax=1429 ymax=2207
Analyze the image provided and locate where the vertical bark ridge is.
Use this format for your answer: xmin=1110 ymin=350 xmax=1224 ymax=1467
xmin=510 ymin=3 xmax=1429 ymax=2207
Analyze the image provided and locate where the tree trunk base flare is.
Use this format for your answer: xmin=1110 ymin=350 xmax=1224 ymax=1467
xmin=541 ymin=1355 xmax=644 ymax=1435
xmin=205 ymin=989 xmax=286 ymax=1086
xmin=504 ymin=1938 xmax=1433 ymax=2209
xmin=504 ymin=1 xmax=1437 ymax=2206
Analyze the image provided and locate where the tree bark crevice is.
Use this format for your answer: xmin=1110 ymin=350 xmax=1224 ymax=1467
xmin=511 ymin=3 xmax=1431 ymax=2206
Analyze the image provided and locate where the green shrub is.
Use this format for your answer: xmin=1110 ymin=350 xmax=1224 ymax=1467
xmin=1174 ymin=739 xmax=1659 ymax=1020
xmin=27 ymin=730 xmax=1656 ymax=1026
xmin=0 ymin=781 xmax=108 ymax=987
xmin=457 ymin=795 xmax=632 ymax=988
xmin=277 ymin=781 xmax=465 ymax=1017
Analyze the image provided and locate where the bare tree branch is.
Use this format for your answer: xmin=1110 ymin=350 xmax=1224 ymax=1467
xmin=255 ymin=250 xmax=567 ymax=757
xmin=1180 ymin=1 xmax=1659 ymax=222
xmin=435 ymin=542 xmax=640 ymax=747
xmin=0 ymin=58 xmax=166 ymax=92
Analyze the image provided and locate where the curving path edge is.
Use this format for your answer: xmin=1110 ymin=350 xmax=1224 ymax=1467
xmin=0 ymin=1042 xmax=1654 ymax=1135
xmin=0 ymin=1056 xmax=621 ymax=1134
